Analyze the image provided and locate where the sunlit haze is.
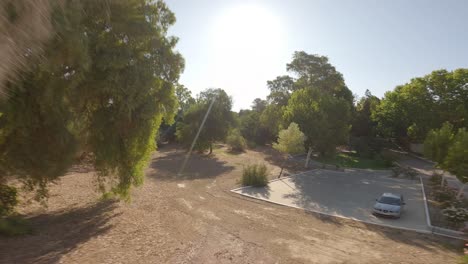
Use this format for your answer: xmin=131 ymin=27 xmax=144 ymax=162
xmin=166 ymin=0 xmax=468 ymax=111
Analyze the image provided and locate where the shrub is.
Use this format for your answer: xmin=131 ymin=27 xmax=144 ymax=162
xmin=433 ymin=188 xmax=457 ymax=208
xmin=429 ymin=172 xmax=447 ymax=187
xmin=226 ymin=129 xmax=247 ymax=152
xmin=0 ymin=184 xmax=18 ymax=217
xmin=380 ymin=149 xmax=398 ymax=166
xmin=442 ymin=207 xmax=468 ymax=225
xmin=404 ymin=168 xmax=418 ymax=180
xmin=241 ymin=164 xmax=268 ymax=187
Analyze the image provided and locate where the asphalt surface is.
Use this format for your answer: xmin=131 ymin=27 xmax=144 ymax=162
xmin=234 ymin=169 xmax=428 ymax=232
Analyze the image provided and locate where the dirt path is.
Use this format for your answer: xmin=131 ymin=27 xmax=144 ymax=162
xmin=0 ymin=145 xmax=460 ymax=263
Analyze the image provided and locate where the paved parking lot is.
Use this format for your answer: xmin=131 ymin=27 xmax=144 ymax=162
xmin=233 ymin=169 xmax=428 ymax=232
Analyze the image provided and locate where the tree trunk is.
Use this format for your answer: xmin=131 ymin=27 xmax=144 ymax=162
xmin=209 ymin=142 xmax=213 ymax=155
xmin=457 ymin=184 xmax=465 ymax=200
xmin=305 ymin=147 xmax=312 ymax=168
xmin=278 ymin=155 xmax=286 ymax=178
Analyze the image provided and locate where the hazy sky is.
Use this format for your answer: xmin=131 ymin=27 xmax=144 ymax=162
xmin=165 ymin=0 xmax=468 ymax=111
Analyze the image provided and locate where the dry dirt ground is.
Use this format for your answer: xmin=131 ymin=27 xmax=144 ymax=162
xmin=0 ymin=144 xmax=461 ymax=264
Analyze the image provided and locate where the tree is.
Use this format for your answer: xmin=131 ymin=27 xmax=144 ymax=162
xmin=159 ymin=84 xmax=195 ymax=142
xmin=443 ymin=129 xmax=468 ymax=199
xmin=273 ymin=123 xmax=305 ymax=154
xmin=373 ymin=69 xmax=468 ymax=142
xmin=424 ymin=122 xmax=455 ymax=165
xmin=273 ymin=122 xmax=305 ymax=177
xmin=259 ymin=104 xmax=284 ymax=142
xmin=287 ymin=51 xmax=354 ymax=105
xmin=175 ymin=84 xmax=195 ymax=113
xmin=176 ymin=88 xmax=233 ymax=154
xmin=284 ymin=88 xmax=352 ymax=165
xmin=351 ymin=90 xmax=380 ymax=138
xmin=251 ymin=98 xmax=267 ymax=113
xmin=0 ymin=0 xmax=183 ymax=201
xmin=266 ymin=75 xmax=296 ymax=106
xmin=424 ymin=122 xmax=455 ymax=187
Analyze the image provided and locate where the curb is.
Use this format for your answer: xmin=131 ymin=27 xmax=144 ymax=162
xmin=231 ymin=187 xmax=432 ymax=236
xmin=232 ymin=170 xmax=466 ymax=240
xmin=419 ymin=175 xmax=466 ymax=240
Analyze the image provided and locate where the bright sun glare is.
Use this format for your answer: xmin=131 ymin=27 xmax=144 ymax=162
xmin=210 ymin=5 xmax=284 ymax=107
xmin=212 ymin=5 xmax=281 ymax=53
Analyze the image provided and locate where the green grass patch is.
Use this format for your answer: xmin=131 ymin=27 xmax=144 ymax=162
xmin=0 ymin=216 xmax=33 ymax=236
xmin=317 ymin=152 xmax=392 ymax=169
xmin=241 ymin=164 xmax=268 ymax=187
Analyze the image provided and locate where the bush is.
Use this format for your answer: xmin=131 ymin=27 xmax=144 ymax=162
xmin=442 ymin=207 xmax=468 ymax=225
xmin=0 ymin=184 xmax=18 ymax=217
xmin=241 ymin=164 xmax=268 ymax=187
xmin=380 ymin=149 xmax=398 ymax=166
xmin=429 ymin=172 xmax=447 ymax=187
xmin=432 ymin=187 xmax=457 ymax=208
xmin=226 ymin=129 xmax=247 ymax=152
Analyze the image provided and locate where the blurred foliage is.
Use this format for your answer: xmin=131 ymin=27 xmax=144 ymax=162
xmin=0 ymin=0 xmax=183 ymax=200
xmin=176 ymin=88 xmax=234 ymax=154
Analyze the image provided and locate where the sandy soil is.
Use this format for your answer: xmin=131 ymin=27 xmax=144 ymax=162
xmin=0 ymin=144 xmax=461 ymax=263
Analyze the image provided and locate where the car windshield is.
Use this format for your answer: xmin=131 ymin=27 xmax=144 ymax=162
xmin=378 ymin=196 xmax=401 ymax=205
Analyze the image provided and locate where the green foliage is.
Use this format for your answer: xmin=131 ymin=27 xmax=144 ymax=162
xmin=441 ymin=207 xmax=468 ymax=224
xmin=175 ymin=84 xmax=195 ymax=113
xmin=284 ymin=88 xmax=351 ymax=157
xmin=226 ymin=129 xmax=247 ymax=152
xmin=0 ymin=0 xmax=183 ymax=200
xmin=241 ymin=164 xmax=268 ymax=187
xmin=443 ymin=128 xmax=468 ymax=184
xmin=159 ymin=84 xmax=195 ymax=143
xmin=351 ymin=90 xmax=380 ymax=138
xmin=287 ymin=51 xmax=354 ymax=105
xmin=266 ymin=75 xmax=297 ymax=106
xmin=424 ymin=122 xmax=455 ymax=164
xmin=251 ymin=98 xmax=267 ymax=113
xmin=0 ymin=216 xmax=32 ymax=237
xmin=0 ymin=184 xmax=18 ymax=216
xmin=273 ymin=122 xmax=305 ymax=154
xmin=373 ymin=69 xmax=468 ymax=141
xmin=433 ymin=188 xmax=457 ymax=208
xmin=176 ymin=88 xmax=233 ymax=153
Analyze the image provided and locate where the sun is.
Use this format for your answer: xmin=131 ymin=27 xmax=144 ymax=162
xmin=211 ymin=4 xmax=284 ymax=63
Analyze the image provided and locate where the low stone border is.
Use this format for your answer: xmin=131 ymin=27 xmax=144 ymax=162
xmin=232 ymin=170 xmax=432 ymax=234
xmin=232 ymin=170 xmax=466 ymax=240
xmin=419 ymin=175 xmax=467 ymax=240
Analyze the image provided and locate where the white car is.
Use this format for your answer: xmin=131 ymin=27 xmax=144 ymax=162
xmin=373 ymin=193 xmax=405 ymax=218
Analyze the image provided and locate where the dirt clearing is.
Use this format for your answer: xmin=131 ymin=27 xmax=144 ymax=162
xmin=0 ymin=145 xmax=460 ymax=263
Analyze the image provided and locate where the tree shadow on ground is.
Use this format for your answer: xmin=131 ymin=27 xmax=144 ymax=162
xmin=251 ymin=146 xmax=306 ymax=173
xmin=0 ymin=200 xmax=119 ymax=264
xmin=148 ymin=147 xmax=235 ymax=182
xmin=284 ymin=171 xmax=462 ymax=253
